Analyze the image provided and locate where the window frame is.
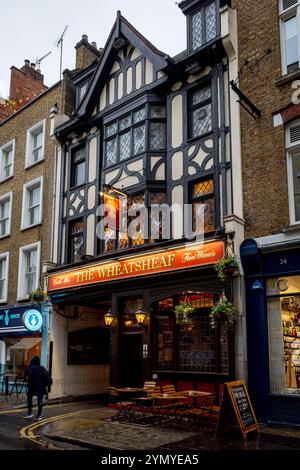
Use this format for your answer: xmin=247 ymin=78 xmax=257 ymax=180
xmin=190 ymin=177 xmax=216 ymax=235
xmin=21 ymin=177 xmax=43 ymax=230
xmin=188 ymin=0 xmax=218 ymax=52
xmin=188 ymin=83 xmax=213 ymax=140
xmin=17 ymin=241 xmax=41 ymax=300
xmin=279 ymin=0 xmax=300 ymax=75
xmin=0 ymin=191 xmax=13 ymax=239
xmin=103 ymin=104 xmax=166 ymax=169
xmin=70 ymin=147 xmax=86 ymax=189
xmin=0 ymin=139 xmax=15 ymax=182
xmin=25 ymin=119 xmax=46 ymax=169
xmin=67 ymin=218 xmax=85 ymax=264
xmin=0 ymin=252 xmax=9 ymax=303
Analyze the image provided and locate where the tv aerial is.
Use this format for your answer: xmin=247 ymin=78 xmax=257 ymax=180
xmin=56 ymin=25 xmax=68 ymax=79
xmin=33 ymin=51 xmax=52 ymax=71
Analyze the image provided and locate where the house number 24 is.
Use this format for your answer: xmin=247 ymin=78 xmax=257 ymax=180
xmin=279 ymin=258 xmax=288 ymax=265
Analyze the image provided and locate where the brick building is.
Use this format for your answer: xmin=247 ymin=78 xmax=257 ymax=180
xmin=236 ymin=0 xmax=300 ymax=424
xmin=0 ymin=38 xmax=101 ymax=385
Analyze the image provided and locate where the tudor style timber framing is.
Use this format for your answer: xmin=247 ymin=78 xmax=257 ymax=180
xmin=52 ymin=1 xmax=242 ymax=274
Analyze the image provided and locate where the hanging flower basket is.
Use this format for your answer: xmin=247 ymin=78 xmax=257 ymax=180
xmin=214 ymin=255 xmax=240 ymax=282
xmin=29 ymin=288 xmax=47 ymax=306
xmin=209 ymin=293 xmax=238 ymax=329
xmin=174 ymin=302 xmax=196 ymax=325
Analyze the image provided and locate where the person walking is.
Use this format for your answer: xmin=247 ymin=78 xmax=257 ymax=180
xmin=24 ymin=355 xmax=52 ymax=421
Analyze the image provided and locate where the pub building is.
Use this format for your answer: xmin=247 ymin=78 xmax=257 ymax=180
xmin=47 ymin=1 xmax=246 ymax=400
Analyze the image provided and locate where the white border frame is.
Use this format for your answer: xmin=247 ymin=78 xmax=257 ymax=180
xmin=0 ymin=252 xmax=9 ymax=303
xmin=21 ymin=176 xmax=43 ymax=230
xmin=0 ymin=139 xmax=15 ymax=182
xmin=25 ymin=119 xmax=46 ymax=169
xmin=17 ymin=241 xmax=41 ymax=301
xmin=0 ymin=191 xmax=13 ymax=238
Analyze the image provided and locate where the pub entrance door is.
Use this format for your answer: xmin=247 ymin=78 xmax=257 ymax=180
xmin=121 ymin=332 xmax=143 ymax=387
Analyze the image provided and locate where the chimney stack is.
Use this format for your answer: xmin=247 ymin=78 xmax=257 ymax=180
xmin=75 ymin=35 xmax=101 ymax=70
xmin=9 ymin=59 xmax=47 ymax=103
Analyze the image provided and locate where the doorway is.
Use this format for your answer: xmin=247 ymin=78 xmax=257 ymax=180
xmin=121 ymin=333 xmax=143 ymax=387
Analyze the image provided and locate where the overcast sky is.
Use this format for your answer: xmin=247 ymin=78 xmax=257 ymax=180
xmin=0 ymin=0 xmax=186 ymax=98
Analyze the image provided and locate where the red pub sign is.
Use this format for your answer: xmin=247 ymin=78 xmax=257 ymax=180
xmin=48 ymin=241 xmax=225 ymax=292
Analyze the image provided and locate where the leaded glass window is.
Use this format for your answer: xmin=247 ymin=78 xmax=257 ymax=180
xmin=106 ymin=138 xmax=117 ymax=166
xmin=154 ymin=293 xmax=229 ymax=373
xmin=119 ymin=131 xmax=131 ymax=161
xmin=150 ymin=122 xmax=165 ymax=150
xmin=192 ymin=10 xmax=203 ymax=50
xmin=189 ymin=85 xmax=212 ymax=138
xmin=104 ymin=104 xmax=166 ymax=167
xmin=191 ymin=178 xmax=215 ymax=234
xmin=191 ymin=1 xmax=217 ymax=51
xmin=133 ymin=125 xmax=146 ymax=155
xmin=133 ymin=107 xmax=146 ymax=123
xmin=206 ymin=2 xmax=217 ymax=42
xmin=69 ymin=219 xmax=84 ymax=263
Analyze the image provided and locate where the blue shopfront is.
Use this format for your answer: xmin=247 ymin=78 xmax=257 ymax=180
xmin=0 ymin=305 xmax=48 ymax=380
xmin=241 ymin=234 xmax=300 ymax=425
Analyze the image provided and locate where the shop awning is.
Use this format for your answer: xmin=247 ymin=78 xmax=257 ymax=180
xmin=9 ymin=338 xmax=41 ymax=350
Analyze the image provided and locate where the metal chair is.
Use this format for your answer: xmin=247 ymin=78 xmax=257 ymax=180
xmin=10 ymin=375 xmax=28 ymax=397
xmin=161 ymin=384 xmax=177 ymax=394
xmin=106 ymin=387 xmax=135 ymax=422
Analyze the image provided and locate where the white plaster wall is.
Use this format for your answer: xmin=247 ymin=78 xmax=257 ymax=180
xmin=49 ymin=309 xmax=110 ymax=399
xmin=126 ymin=67 xmax=133 ymax=94
xmin=145 ymin=59 xmax=153 ymax=84
xmin=86 ymin=213 xmax=95 ymax=256
xmin=171 ymin=95 xmax=183 ymax=148
xmin=99 ymin=88 xmax=106 ymax=111
xmin=88 ymin=138 xmax=97 ymax=182
xmin=109 ymin=78 xmax=115 ymax=105
xmin=171 ymin=185 xmax=184 ymax=240
xmin=136 ymin=61 xmax=142 ymax=89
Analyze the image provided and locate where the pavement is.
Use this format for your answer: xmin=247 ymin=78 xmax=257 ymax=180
xmin=1 ymin=393 xmax=300 ymax=452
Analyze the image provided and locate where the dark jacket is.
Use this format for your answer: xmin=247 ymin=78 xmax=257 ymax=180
xmin=27 ymin=356 xmax=52 ymax=396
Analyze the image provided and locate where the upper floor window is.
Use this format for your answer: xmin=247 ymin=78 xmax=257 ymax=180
xmin=286 ymin=119 xmax=300 ymax=223
xmin=71 ymin=148 xmax=86 ymax=188
xmin=25 ymin=119 xmax=46 ymax=168
xmin=21 ymin=177 xmax=43 ymax=230
xmin=102 ymin=191 xmax=167 ymax=253
xmin=0 ymin=192 xmax=12 ymax=238
xmin=189 ymin=85 xmax=212 ymax=138
xmin=191 ymin=1 xmax=217 ymax=51
xmin=191 ymin=178 xmax=215 ymax=234
xmin=0 ymin=139 xmax=15 ymax=181
xmin=78 ymin=82 xmax=88 ymax=103
xmin=17 ymin=242 xmax=40 ymax=300
xmin=104 ymin=104 xmax=166 ymax=168
xmin=0 ymin=252 xmax=9 ymax=303
xmin=279 ymin=0 xmax=300 ymax=74
xmin=68 ymin=219 xmax=84 ymax=263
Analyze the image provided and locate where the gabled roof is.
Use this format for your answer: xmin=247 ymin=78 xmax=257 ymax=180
xmin=76 ymin=11 xmax=172 ymax=119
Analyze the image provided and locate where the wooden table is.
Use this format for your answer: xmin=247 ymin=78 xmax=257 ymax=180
xmin=180 ymin=390 xmax=214 ymax=407
xmin=116 ymin=387 xmax=144 ymax=393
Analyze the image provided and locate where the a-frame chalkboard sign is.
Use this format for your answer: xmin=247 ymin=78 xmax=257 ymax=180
xmin=217 ymin=380 xmax=260 ymax=440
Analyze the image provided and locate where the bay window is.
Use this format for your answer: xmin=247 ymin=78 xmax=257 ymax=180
xmin=104 ymin=104 xmax=166 ymax=168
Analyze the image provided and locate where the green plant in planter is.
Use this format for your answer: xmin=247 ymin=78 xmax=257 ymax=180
xmin=214 ymin=255 xmax=240 ymax=282
xmin=210 ymin=294 xmax=238 ymax=329
xmin=29 ymin=288 xmax=47 ymax=306
xmin=174 ymin=303 xmax=196 ymax=325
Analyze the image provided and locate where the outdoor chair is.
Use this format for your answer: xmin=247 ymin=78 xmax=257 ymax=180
xmin=161 ymin=384 xmax=177 ymax=394
xmin=106 ymin=387 xmax=135 ymax=422
xmin=187 ymin=393 xmax=220 ymax=431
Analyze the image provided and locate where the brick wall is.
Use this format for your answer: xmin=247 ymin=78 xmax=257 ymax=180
xmin=233 ymin=0 xmax=293 ymax=238
xmin=0 ymin=84 xmax=60 ymax=305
